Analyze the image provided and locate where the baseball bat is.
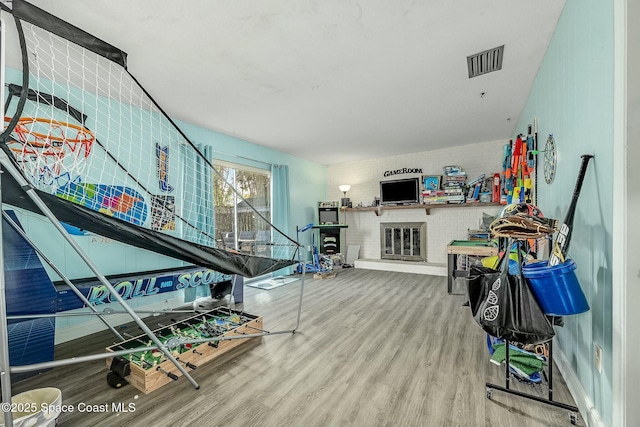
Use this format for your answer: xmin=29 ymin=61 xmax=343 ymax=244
xmin=548 ymin=154 xmax=594 ymax=266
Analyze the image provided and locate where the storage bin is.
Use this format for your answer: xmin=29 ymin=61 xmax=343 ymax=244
xmin=0 ymin=387 xmax=62 ymax=427
xmin=522 ymin=259 xmax=589 ymax=316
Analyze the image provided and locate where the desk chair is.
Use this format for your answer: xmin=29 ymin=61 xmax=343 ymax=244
xmin=222 ymin=232 xmax=236 ymax=249
xmin=238 ymin=231 xmax=256 ymax=253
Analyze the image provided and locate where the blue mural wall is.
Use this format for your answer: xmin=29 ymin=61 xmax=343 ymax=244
xmin=4 ymin=210 xmax=56 ymax=378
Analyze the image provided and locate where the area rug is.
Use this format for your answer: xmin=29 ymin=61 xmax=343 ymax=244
xmin=246 ymin=276 xmax=299 ymax=290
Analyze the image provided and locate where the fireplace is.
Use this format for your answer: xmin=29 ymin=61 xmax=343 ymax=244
xmin=380 ymin=222 xmax=426 ymax=261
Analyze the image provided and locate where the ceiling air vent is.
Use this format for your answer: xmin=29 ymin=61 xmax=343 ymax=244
xmin=467 ymin=45 xmax=504 ymax=78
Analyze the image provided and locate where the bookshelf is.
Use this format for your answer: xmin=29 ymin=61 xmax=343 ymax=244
xmin=341 ymin=202 xmax=502 ymax=216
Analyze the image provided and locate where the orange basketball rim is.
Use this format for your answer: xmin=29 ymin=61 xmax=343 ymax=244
xmin=3 ymin=116 xmax=95 ymax=159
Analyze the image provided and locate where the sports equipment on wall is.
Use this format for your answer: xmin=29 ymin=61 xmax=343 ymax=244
xmin=502 ymin=125 xmax=538 ymax=206
xmin=548 ymin=154 xmax=594 ymax=266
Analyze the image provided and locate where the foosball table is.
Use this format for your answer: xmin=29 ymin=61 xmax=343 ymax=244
xmin=106 ymin=307 xmax=263 ymax=394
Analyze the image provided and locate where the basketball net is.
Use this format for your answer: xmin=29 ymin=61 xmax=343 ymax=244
xmin=4 ymin=116 xmax=94 ymax=188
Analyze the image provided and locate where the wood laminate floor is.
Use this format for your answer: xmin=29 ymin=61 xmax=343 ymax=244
xmin=10 ymin=268 xmax=582 ymax=427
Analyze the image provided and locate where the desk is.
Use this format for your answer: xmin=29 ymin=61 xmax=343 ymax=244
xmin=446 ymin=240 xmax=498 ymax=295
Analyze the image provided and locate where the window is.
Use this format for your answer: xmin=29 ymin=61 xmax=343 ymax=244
xmin=214 ymin=162 xmax=271 ymax=252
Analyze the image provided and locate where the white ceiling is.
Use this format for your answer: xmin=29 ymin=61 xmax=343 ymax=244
xmin=21 ymin=0 xmax=565 ymax=165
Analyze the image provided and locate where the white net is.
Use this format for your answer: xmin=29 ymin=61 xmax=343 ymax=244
xmin=2 ymin=18 xmax=297 ymax=263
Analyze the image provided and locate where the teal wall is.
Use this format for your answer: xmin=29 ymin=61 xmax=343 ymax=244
xmin=2 ymin=65 xmax=326 ymax=343
xmin=9 ymin=121 xmax=326 ymax=279
xmin=2 ymin=68 xmax=327 ymax=280
xmin=176 ymin=119 xmax=328 ymax=250
xmin=515 ymin=0 xmax=614 ymax=424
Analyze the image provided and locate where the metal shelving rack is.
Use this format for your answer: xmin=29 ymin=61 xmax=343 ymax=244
xmin=484 ymin=239 xmax=579 ymax=425
xmin=486 ymin=337 xmax=579 ymax=424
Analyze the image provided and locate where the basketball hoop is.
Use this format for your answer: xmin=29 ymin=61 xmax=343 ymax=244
xmin=3 ymin=116 xmax=95 ymax=186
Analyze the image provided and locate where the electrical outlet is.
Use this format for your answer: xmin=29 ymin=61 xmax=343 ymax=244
xmin=595 ymin=344 xmax=603 ymax=374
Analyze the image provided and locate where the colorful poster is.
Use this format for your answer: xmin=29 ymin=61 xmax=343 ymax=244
xmin=56 ymin=183 xmax=148 ymax=225
xmin=156 ymin=144 xmax=174 ymax=192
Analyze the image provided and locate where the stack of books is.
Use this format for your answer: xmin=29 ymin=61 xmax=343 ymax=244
xmin=442 ymin=166 xmax=467 ymax=204
xmin=422 ymin=189 xmax=447 ymax=204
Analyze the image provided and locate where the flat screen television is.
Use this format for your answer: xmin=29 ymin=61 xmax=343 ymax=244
xmin=380 ymin=177 xmax=420 ymax=205
xmin=318 ymin=207 xmax=339 ymax=224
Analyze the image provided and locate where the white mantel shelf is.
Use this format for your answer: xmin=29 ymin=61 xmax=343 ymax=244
xmin=342 ymin=202 xmax=502 ymax=216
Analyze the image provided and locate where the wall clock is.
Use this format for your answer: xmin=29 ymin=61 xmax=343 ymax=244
xmin=543 ymin=135 xmax=557 ymax=184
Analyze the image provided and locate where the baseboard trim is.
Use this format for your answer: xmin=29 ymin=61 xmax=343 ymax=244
xmin=354 ymin=258 xmax=447 ymax=276
xmin=555 ymin=345 xmax=606 ymax=427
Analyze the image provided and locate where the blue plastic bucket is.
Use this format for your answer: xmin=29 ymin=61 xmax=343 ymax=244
xmin=522 ymin=259 xmax=589 ymax=316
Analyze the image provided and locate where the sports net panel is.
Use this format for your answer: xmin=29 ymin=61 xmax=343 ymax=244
xmin=1 ymin=2 xmax=298 ymax=273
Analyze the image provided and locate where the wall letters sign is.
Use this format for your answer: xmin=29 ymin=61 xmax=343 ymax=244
xmin=383 ymin=167 xmax=423 ymax=177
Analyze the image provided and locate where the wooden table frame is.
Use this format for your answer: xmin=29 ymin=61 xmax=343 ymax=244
xmin=446 ymin=240 xmax=498 ymax=294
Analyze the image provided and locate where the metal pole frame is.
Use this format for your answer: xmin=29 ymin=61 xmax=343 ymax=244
xmin=2 ymin=211 xmax=124 ymax=341
xmin=0 ymin=182 xmax=12 ymax=427
xmin=7 ymin=310 xmax=201 ymax=320
xmin=0 ymin=3 xmax=309 ymax=406
xmin=0 ymin=15 xmax=15 ymax=427
xmin=11 ymin=328 xmax=293 ymax=374
xmin=8 ymin=270 xmax=307 ymax=375
xmin=0 ymin=148 xmax=308 ymax=393
xmin=0 ymin=150 xmax=200 ymax=390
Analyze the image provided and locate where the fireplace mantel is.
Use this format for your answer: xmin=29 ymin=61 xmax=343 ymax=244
xmin=343 ymin=202 xmax=501 ymax=216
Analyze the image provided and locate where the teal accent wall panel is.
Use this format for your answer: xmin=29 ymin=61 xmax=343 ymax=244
xmin=515 ymin=0 xmax=614 ymax=424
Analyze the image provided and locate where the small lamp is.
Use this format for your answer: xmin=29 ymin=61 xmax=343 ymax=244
xmin=339 ymin=184 xmax=351 ymax=208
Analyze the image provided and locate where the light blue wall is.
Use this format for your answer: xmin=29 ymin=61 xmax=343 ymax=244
xmin=8 ymin=122 xmax=327 ymax=279
xmin=3 ymin=70 xmax=326 ymax=345
xmin=515 ymin=0 xmax=614 ymax=424
xmin=2 ymin=68 xmax=327 ymax=280
xmin=175 ymin=119 xmax=328 ymax=250
xmin=1 ymin=66 xmax=187 ymax=279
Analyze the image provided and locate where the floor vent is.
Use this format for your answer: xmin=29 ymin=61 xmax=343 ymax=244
xmin=467 ymin=45 xmax=504 ymax=78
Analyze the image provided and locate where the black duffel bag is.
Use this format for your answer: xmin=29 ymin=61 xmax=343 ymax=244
xmin=467 ymin=242 xmax=555 ymax=345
